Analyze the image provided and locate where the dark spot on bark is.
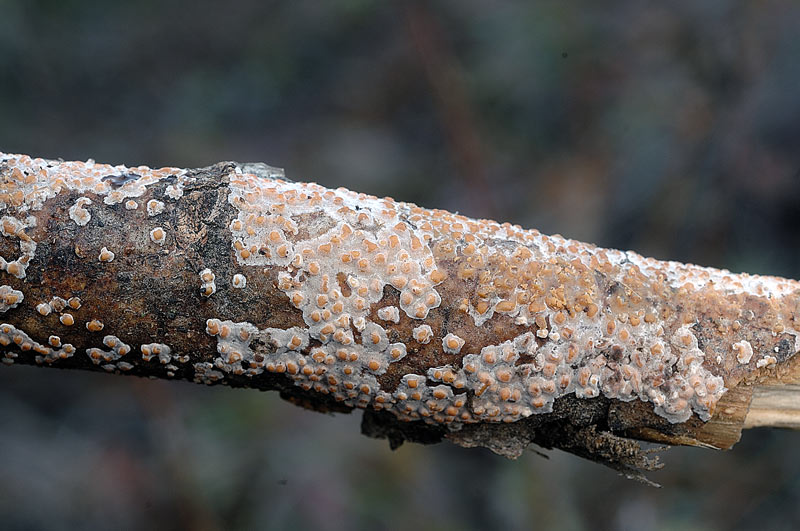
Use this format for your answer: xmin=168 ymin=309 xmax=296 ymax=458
xmin=337 ymin=272 xmax=351 ymax=298
xmin=775 ymin=337 xmax=794 ymax=362
xmin=102 ymin=173 xmax=141 ymax=188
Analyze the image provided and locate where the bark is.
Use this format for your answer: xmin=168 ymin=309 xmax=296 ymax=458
xmin=2 ymin=151 xmax=799 ymax=483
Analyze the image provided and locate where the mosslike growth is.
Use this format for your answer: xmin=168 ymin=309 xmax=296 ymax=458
xmin=2 ymin=151 xmax=800 ymax=436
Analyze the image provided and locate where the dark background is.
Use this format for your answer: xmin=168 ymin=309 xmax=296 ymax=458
xmin=2 ymin=1 xmax=800 ymax=529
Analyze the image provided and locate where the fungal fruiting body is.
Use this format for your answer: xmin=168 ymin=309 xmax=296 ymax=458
xmin=146 ymin=199 xmax=165 ymax=216
xmin=199 ymin=268 xmax=216 ymax=297
xmin=149 ymin=227 xmax=166 ymax=245
xmin=0 ymin=285 xmax=23 ymax=313
xmin=98 ymin=247 xmax=115 ymax=262
xmin=2 ymin=152 xmax=800 ymax=442
xmin=68 ymin=197 xmax=92 ymax=226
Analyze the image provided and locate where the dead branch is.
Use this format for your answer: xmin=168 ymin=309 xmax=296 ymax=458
xmin=2 ymin=151 xmax=799 ymax=482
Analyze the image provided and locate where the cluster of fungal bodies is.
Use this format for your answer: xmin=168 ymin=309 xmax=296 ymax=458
xmin=1 ymin=152 xmax=192 ymax=372
xmin=2 ymin=151 xmax=800 ymax=432
xmin=211 ymin=165 xmax=800 ymax=427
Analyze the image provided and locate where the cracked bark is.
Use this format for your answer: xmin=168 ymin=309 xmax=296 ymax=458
xmin=2 ymin=153 xmax=799 ymax=485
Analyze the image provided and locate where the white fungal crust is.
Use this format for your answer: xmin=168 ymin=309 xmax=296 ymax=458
xmin=733 ymin=340 xmax=753 ymax=364
xmin=141 ymin=343 xmax=172 ymax=364
xmin=146 ymin=199 xmax=165 ymax=216
xmin=98 ymin=247 xmax=115 ymax=262
xmin=0 ymin=153 xmax=189 ymax=211
xmin=68 ymin=196 xmax=92 ymax=226
xmin=3 ymin=151 xmax=800 ymax=429
xmin=0 ymin=285 xmax=23 ymax=313
xmin=204 ymin=318 xmax=408 ymax=405
xmin=86 ymin=335 xmax=131 ymax=366
xmin=199 ymin=268 xmax=216 ymax=297
xmin=756 ymin=356 xmax=777 ymax=369
xmin=412 ymin=325 xmax=433 ymax=344
xmin=226 ymin=170 xmax=444 ymax=325
xmin=220 ymin=162 xmax=800 ymax=427
xmin=0 ymin=323 xmax=75 ymax=364
xmin=376 ymin=305 xmax=400 ymax=323
xmin=1 ymin=214 xmax=37 ymax=279
xmin=149 ymin=227 xmax=166 ymax=245
xmin=165 ymin=183 xmax=184 ymax=199
xmin=86 ymin=319 xmax=104 ymax=332
xmin=442 ymin=333 xmax=465 ymax=354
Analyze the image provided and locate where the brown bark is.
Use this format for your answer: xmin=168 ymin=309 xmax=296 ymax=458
xmin=2 ymin=152 xmax=799 ymax=483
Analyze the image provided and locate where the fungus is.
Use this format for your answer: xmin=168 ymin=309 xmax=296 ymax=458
xmin=0 ymin=285 xmax=23 ymax=313
xmin=49 ymin=297 xmax=67 ymax=313
xmin=442 ymin=333 xmax=465 ymax=354
xmin=68 ymin=197 xmax=92 ymax=226
xmin=733 ymin=340 xmax=753 ymax=364
xmin=141 ymin=343 xmax=172 ymax=364
xmin=86 ymin=335 xmax=131 ymax=365
xmin=232 ymin=273 xmax=247 ymax=289
xmin=412 ymin=325 xmax=433 ymax=344
xmin=149 ymin=227 xmax=166 ymax=245
xmin=5 ymin=149 xmax=800 ymax=455
xmin=146 ymin=199 xmax=165 ymax=216
xmin=376 ymin=305 xmax=400 ymax=323
xmin=199 ymin=268 xmax=216 ymax=297
xmin=86 ymin=319 xmax=104 ymax=332
xmin=98 ymin=247 xmax=115 ymax=262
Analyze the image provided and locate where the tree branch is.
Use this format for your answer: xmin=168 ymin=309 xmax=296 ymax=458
xmin=2 ymin=151 xmax=798 ymax=482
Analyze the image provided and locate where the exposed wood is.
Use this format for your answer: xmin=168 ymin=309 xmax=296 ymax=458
xmin=745 ymin=385 xmax=800 ymax=429
xmin=2 ymin=151 xmax=800 ymax=482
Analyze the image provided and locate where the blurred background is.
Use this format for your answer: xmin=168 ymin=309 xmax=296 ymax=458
xmin=2 ymin=1 xmax=800 ymax=529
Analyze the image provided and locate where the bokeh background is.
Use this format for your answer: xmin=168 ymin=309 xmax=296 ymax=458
xmin=2 ymin=1 xmax=800 ymax=529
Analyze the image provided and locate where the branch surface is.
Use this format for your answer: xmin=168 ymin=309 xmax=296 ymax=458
xmin=2 ymin=152 xmax=799 ymax=481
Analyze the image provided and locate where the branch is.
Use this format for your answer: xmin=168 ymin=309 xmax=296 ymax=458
xmin=2 ymin=151 xmax=798 ymax=482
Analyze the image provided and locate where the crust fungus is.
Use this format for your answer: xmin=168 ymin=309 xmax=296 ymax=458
xmin=98 ymin=247 xmax=115 ymax=262
xmin=4 ymin=151 xmax=800 ymax=476
xmin=149 ymin=227 xmax=166 ymax=245
xmin=0 ymin=285 xmax=23 ymax=313
xmin=232 ymin=273 xmax=247 ymax=289
xmin=199 ymin=268 xmax=216 ymax=297
xmin=146 ymin=199 xmax=165 ymax=216
xmin=68 ymin=197 xmax=92 ymax=226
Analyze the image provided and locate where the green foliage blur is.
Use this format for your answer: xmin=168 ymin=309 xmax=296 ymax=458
xmin=2 ymin=1 xmax=800 ymax=530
